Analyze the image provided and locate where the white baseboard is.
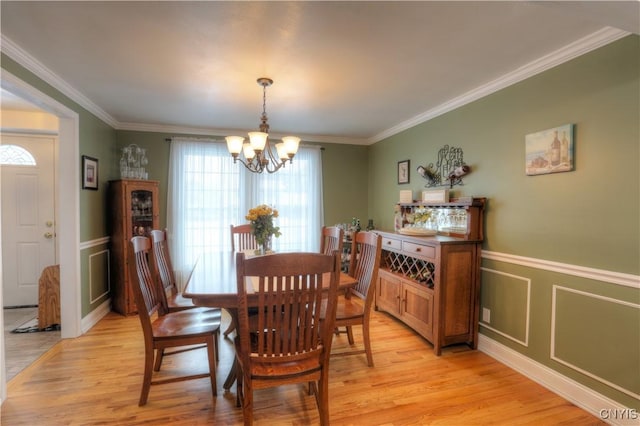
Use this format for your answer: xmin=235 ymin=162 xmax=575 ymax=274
xmin=478 ymin=334 xmax=638 ymax=426
xmin=80 ymin=298 xmax=111 ymax=334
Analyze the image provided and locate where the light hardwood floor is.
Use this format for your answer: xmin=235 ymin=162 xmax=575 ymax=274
xmin=2 ymin=308 xmax=603 ymax=425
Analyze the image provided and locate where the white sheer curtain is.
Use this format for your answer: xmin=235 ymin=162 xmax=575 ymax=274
xmin=167 ymin=137 xmax=323 ymax=288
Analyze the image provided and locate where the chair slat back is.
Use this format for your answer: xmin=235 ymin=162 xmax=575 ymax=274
xmin=320 ymin=226 xmax=344 ymax=256
xmin=150 ymin=229 xmax=176 ymax=294
xmin=231 ymin=224 xmax=258 ymax=252
xmin=129 ymin=237 xmax=163 ymax=333
xmin=235 ymin=252 xmax=340 ymax=360
xmin=348 ymin=232 xmax=382 ymax=305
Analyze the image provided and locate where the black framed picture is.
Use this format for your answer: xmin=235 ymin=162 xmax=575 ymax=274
xmin=398 ymin=160 xmax=410 ymax=184
xmin=82 ymin=155 xmax=99 ymax=190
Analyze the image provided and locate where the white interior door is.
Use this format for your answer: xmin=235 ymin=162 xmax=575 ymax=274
xmin=1 ymin=134 xmax=56 ymax=307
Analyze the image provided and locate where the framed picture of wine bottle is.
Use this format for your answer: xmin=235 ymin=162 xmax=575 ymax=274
xmin=525 ymin=124 xmax=574 ymax=176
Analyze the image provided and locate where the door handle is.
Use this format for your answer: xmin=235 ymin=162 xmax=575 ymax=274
xmin=44 ymin=232 xmax=54 ymax=239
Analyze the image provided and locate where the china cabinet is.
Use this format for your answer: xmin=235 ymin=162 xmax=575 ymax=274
xmin=109 ymin=179 xmax=160 ymax=315
xmin=376 ymin=197 xmax=485 ymax=355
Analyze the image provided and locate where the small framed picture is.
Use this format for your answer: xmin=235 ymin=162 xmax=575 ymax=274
xmin=82 ymin=155 xmax=99 ymax=190
xmin=398 ymin=160 xmax=410 ymax=184
xmin=525 ymin=124 xmax=574 ymax=176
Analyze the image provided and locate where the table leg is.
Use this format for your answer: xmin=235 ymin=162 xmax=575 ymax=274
xmin=223 ymin=308 xmax=239 ymax=391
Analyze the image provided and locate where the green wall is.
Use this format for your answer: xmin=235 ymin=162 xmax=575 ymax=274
xmin=115 ymin=131 xmax=370 ymax=230
xmin=368 ymin=35 xmax=640 ymax=409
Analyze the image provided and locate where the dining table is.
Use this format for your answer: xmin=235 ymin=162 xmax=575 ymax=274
xmin=182 ymin=250 xmax=358 ymax=390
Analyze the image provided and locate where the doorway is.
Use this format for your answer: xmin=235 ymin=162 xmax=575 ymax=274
xmin=1 ymin=71 xmax=81 ymax=403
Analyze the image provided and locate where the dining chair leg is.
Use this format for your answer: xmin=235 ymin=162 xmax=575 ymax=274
xmin=139 ymin=347 xmax=155 ymax=406
xmin=206 ymin=335 xmax=218 ymax=397
xmin=153 ymin=348 xmax=165 ymax=371
xmin=346 ymin=325 xmax=355 ymax=345
xmin=240 ymin=373 xmax=253 ymax=425
xmin=236 ymin=368 xmax=243 ymax=408
xmin=363 ymin=318 xmax=374 ymax=367
xmin=214 ymin=330 xmax=220 ymax=362
xmin=318 ymin=373 xmax=330 ymax=426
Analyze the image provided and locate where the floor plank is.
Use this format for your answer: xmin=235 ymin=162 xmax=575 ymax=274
xmin=2 ymin=309 xmax=603 ymax=425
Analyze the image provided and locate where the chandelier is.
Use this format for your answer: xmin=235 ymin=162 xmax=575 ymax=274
xmin=225 ymin=77 xmax=300 ymax=174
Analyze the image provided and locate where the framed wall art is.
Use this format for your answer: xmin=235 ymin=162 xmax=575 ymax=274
xmin=525 ymin=124 xmax=574 ymax=176
xmin=398 ymin=159 xmax=410 ymax=184
xmin=82 ymin=155 xmax=99 ymax=190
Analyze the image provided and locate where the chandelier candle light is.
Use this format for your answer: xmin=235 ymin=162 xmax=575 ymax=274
xmin=226 ymin=78 xmax=300 ymax=174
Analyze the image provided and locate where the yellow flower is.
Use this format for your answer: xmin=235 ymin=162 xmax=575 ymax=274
xmin=246 ymin=204 xmax=281 ymax=245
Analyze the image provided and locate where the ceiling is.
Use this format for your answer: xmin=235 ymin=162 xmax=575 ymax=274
xmin=1 ymin=1 xmax=638 ymax=145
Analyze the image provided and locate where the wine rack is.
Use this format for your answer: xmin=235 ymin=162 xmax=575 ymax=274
xmin=382 ymin=250 xmax=435 ymax=288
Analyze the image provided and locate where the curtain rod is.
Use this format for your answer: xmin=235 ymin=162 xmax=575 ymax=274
xmin=165 ymin=136 xmax=324 ymax=150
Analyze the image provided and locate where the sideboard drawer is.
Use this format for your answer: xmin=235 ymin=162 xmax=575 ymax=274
xmin=402 ymin=241 xmax=436 ymax=259
xmin=382 ymin=236 xmax=402 ymax=251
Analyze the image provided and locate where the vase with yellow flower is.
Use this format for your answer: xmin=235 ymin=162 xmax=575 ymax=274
xmin=246 ymin=204 xmax=281 ymax=255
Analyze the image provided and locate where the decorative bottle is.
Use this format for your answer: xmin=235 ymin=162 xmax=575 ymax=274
xmin=551 ymin=130 xmax=561 ymax=166
xmin=560 ymin=131 xmax=569 ymax=164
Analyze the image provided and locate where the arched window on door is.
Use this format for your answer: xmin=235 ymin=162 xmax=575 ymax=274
xmin=0 ymin=144 xmax=37 ymax=166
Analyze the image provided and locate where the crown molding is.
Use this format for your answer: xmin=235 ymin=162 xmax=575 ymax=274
xmin=117 ymin=121 xmax=369 ymax=145
xmin=369 ymin=27 xmax=631 ymax=144
xmin=1 ymin=34 xmax=119 ymax=128
xmin=3 ymin=27 xmax=629 ymax=145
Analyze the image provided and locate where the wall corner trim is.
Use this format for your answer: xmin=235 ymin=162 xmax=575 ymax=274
xmin=478 ymin=334 xmax=636 ymax=426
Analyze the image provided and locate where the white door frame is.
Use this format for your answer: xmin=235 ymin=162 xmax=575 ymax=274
xmin=1 ymin=71 xmax=81 ymax=402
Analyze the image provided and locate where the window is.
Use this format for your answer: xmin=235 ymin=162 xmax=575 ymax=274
xmin=0 ymin=144 xmax=36 ymax=165
xmin=167 ymin=138 xmax=323 ymax=286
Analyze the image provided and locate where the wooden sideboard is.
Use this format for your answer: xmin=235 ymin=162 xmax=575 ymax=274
xmin=375 ymin=197 xmax=485 ymax=355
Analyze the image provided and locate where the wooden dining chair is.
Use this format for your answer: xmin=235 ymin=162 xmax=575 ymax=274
xmin=320 ymin=226 xmax=344 ymax=255
xmin=230 ymin=224 xmax=258 ymax=252
xmin=332 ymin=231 xmax=382 ymax=367
xmin=234 ymin=251 xmax=341 ymax=426
xmin=150 ymin=229 xmax=222 ymax=360
xmin=225 ymin=224 xmax=260 ymax=338
xmin=128 ymin=236 xmax=219 ymax=406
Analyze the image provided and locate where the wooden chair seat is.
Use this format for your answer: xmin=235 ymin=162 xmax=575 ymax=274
xmin=334 ymin=296 xmax=365 ymax=320
xmin=151 ymin=310 xmax=221 ymax=340
xmin=235 ymin=339 xmax=323 ymax=381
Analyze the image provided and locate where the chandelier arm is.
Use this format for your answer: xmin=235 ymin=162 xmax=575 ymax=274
xmin=235 ymin=157 xmax=265 ymax=174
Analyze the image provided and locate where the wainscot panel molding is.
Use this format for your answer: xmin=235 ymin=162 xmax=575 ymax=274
xmin=79 ymin=236 xmax=110 ymax=251
xmin=89 ymin=250 xmax=110 ymax=305
xmin=482 ymin=251 xmax=640 ymax=289
xmin=478 ymin=335 xmax=638 ymax=426
xmin=479 ymin=268 xmax=531 ymax=347
xmin=551 ymin=285 xmax=640 ymax=401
